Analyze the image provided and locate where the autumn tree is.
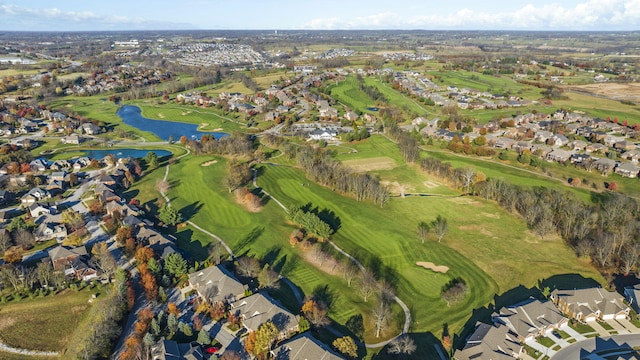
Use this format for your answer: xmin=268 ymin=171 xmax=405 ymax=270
xmin=91 ymin=242 xmax=117 ymax=280
xmin=302 ymin=299 xmax=330 ymax=327
xmin=3 ymin=245 xmax=22 ymax=264
xmin=251 ymin=321 xmax=278 ymax=358
xmin=135 ymin=246 xmax=155 ymax=265
xmin=333 ymin=336 xmax=358 ymax=358
xmin=224 ymin=160 xmax=252 ymax=192
xmin=167 ymin=302 xmax=180 ymax=317
xmin=358 ymin=270 xmax=377 ymax=302
xmin=62 ymin=209 xmax=85 ymax=231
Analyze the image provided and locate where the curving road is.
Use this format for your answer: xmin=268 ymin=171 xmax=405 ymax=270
xmin=551 ymin=334 xmax=640 ymax=360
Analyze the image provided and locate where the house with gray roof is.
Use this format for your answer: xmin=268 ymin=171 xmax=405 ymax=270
xmin=231 ymin=293 xmax=299 ymax=340
xmin=551 ymin=288 xmax=630 ymax=322
xmin=151 ymin=338 xmax=203 ymax=360
xmin=614 ymin=162 xmax=640 ymax=178
xmin=624 ymin=285 xmax=640 ymax=313
xmin=271 ymin=333 xmax=345 ymax=360
xmin=492 ymin=298 xmax=568 ymax=342
xmin=453 ymin=322 xmax=522 ymax=360
xmin=185 ymin=265 xmax=246 ymax=305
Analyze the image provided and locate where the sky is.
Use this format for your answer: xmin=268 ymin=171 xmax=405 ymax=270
xmin=0 ymin=0 xmax=639 ymax=31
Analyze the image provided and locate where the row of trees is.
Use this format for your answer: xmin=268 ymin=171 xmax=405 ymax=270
xmin=419 ymin=155 xmax=640 ymax=274
xmin=295 ymin=144 xmax=389 ymax=207
xmin=186 ymin=132 xmax=254 ymax=157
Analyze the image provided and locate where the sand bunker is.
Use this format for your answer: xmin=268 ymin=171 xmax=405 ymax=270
xmin=157 ymin=113 xmax=165 ymax=118
xmin=416 ymin=261 xmax=449 ymax=273
xmin=201 ymin=160 xmax=218 ymax=167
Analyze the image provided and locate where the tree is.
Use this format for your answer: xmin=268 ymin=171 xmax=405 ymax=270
xmin=257 ymin=264 xmax=280 ymax=289
xmin=13 ymin=229 xmax=34 ymax=250
xmin=236 ymin=256 xmax=261 ymax=278
xmin=197 ymin=328 xmax=211 ymax=345
xmin=167 ymin=302 xmax=180 ymax=317
xmin=387 ymin=335 xmax=417 ymax=356
xmin=158 ymin=204 xmax=182 ymax=226
xmin=156 ymin=179 xmax=170 ymax=194
xmin=116 ymin=226 xmax=133 ymax=244
xmin=0 ymin=230 xmax=12 ymax=252
xmin=342 ymin=260 xmax=358 ymax=287
xmin=253 ymin=321 xmax=278 ymax=357
xmin=3 ymin=245 xmax=22 ymax=264
xmin=145 ymin=151 xmax=159 ymax=169
xmin=333 ymin=336 xmax=358 ymax=358
xmin=164 ymin=252 xmax=188 ymax=279
xmin=8 ymin=217 xmax=27 ymax=232
xmin=224 ymin=161 xmax=252 ymax=193
xmin=358 ymin=270 xmax=377 ymax=302
xmin=441 ymin=278 xmax=468 ymax=306
xmin=302 ymin=299 xmax=330 ymax=327
xmin=62 ymin=209 xmax=85 ymax=231
xmin=432 ymin=215 xmax=448 ymax=242
xmin=135 ymin=247 xmax=155 ymax=265
xmin=417 ymin=221 xmax=430 ymax=244
xmin=372 ymin=299 xmax=391 ymax=338
xmin=35 ymin=261 xmax=53 ymax=288
xmin=220 ymin=351 xmax=242 ymax=360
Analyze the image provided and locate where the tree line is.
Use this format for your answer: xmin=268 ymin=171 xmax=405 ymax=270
xmin=295 ymin=144 xmax=389 ymax=207
xmin=419 ymin=155 xmax=640 ymax=274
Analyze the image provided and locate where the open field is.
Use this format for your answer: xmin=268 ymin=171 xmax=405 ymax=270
xmin=342 ymin=156 xmax=397 ymax=172
xmin=133 ymin=102 xmax=245 ymax=132
xmin=567 ymin=82 xmax=640 ymax=103
xmin=0 ymin=352 xmax=55 ymax=360
xmin=363 ymin=77 xmax=432 ymax=116
xmin=0 ymin=289 xmax=95 ymax=353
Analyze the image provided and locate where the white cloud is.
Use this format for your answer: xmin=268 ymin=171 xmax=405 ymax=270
xmin=303 ymin=0 xmax=640 ymax=30
xmin=0 ymin=4 xmax=194 ymax=30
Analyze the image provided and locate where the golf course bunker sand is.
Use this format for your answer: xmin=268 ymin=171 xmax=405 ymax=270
xmin=423 ymin=181 xmax=440 ymax=189
xmin=201 ymin=160 xmax=218 ymax=167
xmin=342 ymin=156 xmax=397 ymax=172
xmin=157 ymin=113 xmax=165 ymax=118
xmin=416 ymin=261 xmax=449 ymax=273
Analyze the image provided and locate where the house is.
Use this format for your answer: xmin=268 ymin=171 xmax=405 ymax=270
xmin=586 ymin=143 xmax=608 ymax=153
xmin=615 ymin=140 xmax=636 ymax=152
xmin=546 ymin=149 xmax=573 ymax=163
xmin=271 ymin=333 xmax=345 ymax=360
xmin=185 ymin=265 xmax=246 ymax=304
xmin=60 ymin=134 xmax=84 ymax=145
xmin=492 ymin=298 xmax=568 ymax=342
xmin=569 ymin=140 xmax=588 ymax=151
xmin=0 ymin=189 xmax=13 ymax=205
xmin=151 ymin=338 xmax=204 ymax=360
xmin=29 ymin=202 xmax=57 ymax=218
xmin=624 ymin=285 xmax=640 ymax=313
xmin=623 ymin=149 xmax=640 ymax=163
xmin=593 ymin=158 xmax=617 ymax=175
xmin=50 ymin=159 xmax=71 ymax=171
xmin=29 ymin=159 xmax=48 ymax=172
xmin=231 ymin=293 xmax=299 ymax=340
xmin=123 ymin=215 xmax=145 ymax=228
xmin=344 ymin=111 xmax=359 ymax=122
xmin=614 ymin=162 xmax=640 ymax=178
xmin=98 ymin=174 xmax=117 ymax=186
xmin=100 ymin=189 xmax=122 ymax=204
xmin=73 ymin=157 xmax=91 ymax=170
xmin=136 ymin=227 xmax=177 ymax=258
xmin=550 ymin=288 xmax=629 ymax=322
xmin=80 ymin=123 xmax=102 ymax=135
xmin=309 ymin=128 xmax=338 ymax=141
xmin=453 ymin=322 xmax=522 ymax=360
xmin=494 ymin=138 xmax=515 ymax=149
xmin=21 ymin=187 xmax=51 ymax=204
xmin=48 ymin=245 xmax=97 ymax=281
xmin=35 ymin=222 xmax=67 ymax=242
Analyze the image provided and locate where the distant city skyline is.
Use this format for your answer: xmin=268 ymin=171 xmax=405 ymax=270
xmin=0 ymin=0 xmax=639 ymax=32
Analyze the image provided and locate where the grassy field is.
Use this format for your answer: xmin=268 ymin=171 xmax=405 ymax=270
xmin=0 ymin=352 xmax=54 ymax=360
xmin=133 ymin=101 xmax=245 ymax=132
xmin=0 ymin=288 xmax=96 ymax=353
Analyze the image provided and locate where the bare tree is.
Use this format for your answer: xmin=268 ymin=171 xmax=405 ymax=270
xmin=372 ymin=299 xmax=391 ymax=338
xmin=156 ymin=179 xmax=170 ymax=194
xmin=236 ymin=256 xmax=261 ymax=278
xmin=358 ymin=270 xmax=377 ymax=302
xmin=91 ymin=242 xmax=118 ymax=280
xmin=387 ymin=335 xmax=417 ymax=356
xmin=0 ymin=265 xmax=22 ymax=291
xmin=432 ymin=215 xmax=448 ymax=243
xmin=0 ymin=229 xmax=12 ymax=252
xmin=14 ymin=229 xmax=35 ymax=249
xmin=621 ymin=241 xmax=640 ymax=275
xmin=35 ymin=261 xmax=53 ymax=288
xmin=342 ymin=260 xmax=358 ymax=287
xmin=417 ymin=221 xmax=430 ymax=244
xmin=257 ymin=265 xmax=280 ymax=289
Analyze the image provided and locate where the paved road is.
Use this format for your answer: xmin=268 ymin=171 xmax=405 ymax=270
xmin=551 ymin=334 xmax=640 ymax=360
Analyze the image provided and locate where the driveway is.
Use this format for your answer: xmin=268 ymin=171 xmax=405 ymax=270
xmin=525 ymin=338 xmax=557 ymax=357
xmin=560 ymin=324 xmax=587 ymax=341
xmin=588 ymin=321 xmax=611 ymax=337
xmin=551 ymin=334 xmax=640 ymax=360
xmin=617 ymin=318 xmax=640 ymax=332
xmin=605 ymin=319 xmax=631 ymax=334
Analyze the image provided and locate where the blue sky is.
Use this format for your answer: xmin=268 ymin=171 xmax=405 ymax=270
xmin=0 ymin=0 xmax=639 ymax=31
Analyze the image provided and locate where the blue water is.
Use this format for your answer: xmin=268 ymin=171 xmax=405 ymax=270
xmin=366 ymin=107 xmax=379 ymax=111
xmin=116 ymin=105 xmax=229 ymax=141
xmin=83 ymin=149 xmax=172 ymax=159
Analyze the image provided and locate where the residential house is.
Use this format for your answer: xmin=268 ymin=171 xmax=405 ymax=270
xmin=185 ymin=265 xmax=246 ymax=304
xmin=624 ymin=285 xmax=640 ymax=313
xmin=0 ymin=189 xmax=13 ymax=205
xmin=123 ymin=215 xmax=145 ymax=228
xmin=492 ymin=298 xmax=568 ymax=342
xmin=60 ymin=134 xmax=84 ymax=145
xmin=50 ymin=160 xmax=71 ymax=171
xmin=136 ymin=227 xmax=177 ymax=258
xmin=550 ymin=288 xmax=629 ymax=322
xmin=586 ymin=143 xmax=608 ymax=153
xmin=80 ymin=123 xmax=102 ymax=135
xmin=73 ymin=157 xmax=91 ymax=170
xmin=569 ymin=140 xmax=588 ymax=151
xmin=100 ymin=189 xmax=122 ymax=204
xmin=624 ymin=149 xmax=640 ymax=163
xmin=593 ymin=158 xmax=617 ymax=175
xmin=151 ymin=338 xmax=204 ymax=360
xmin=344 ymin=111 xmax=359 ymax=122
xmin=48 ymin=245 xmax=97 ymax=281
xmin=21 ymin=187 xmax=51 ymax=204
xmin=231 ymin=293 xmax=300 ymax=339
xmin=546 ymin=149 xmax=573 ymax=163
xmin=271 ymin=333 xmax=345 ymax=360
xmin=29 ymin=202 xmax=57 ymax=218
xmin=571 ymin=153 xmax=591 ymax=164
xmin=98 ymin=174 xmax=118 ymax=187
xmin=494 ymin=138 xmax=515 ymax=149
xmin=614 ymin=162 xmax=640 ymax=178
xmin=29 ymin=159 xmax=48 ymax=172
xmin=453 ymin=322 xmax=522 ymax=360
xmin=35 ymin=222 xmax=67 ymax=242
xmin=615 ymin=140 xmax=636 ymax=152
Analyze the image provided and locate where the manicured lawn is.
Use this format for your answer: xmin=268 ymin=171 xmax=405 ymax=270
xmin=570 ymin=322 xmax=596 ymax=334
xmin=600 ymin=321 xmax=614 ymax=330
xmin=132 ymin=101 xmax=245 ymax=132
xmin=0 ymin=288 xmax=96 ymax=352
xmin=537 ymin=336 xmax=556 ymax=348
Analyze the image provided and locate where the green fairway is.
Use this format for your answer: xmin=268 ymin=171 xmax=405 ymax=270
xmin=132 ymin=102 xmax=245 ymax=132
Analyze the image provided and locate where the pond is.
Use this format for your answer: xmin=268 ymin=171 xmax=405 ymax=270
xmin=81 ymin=148 xmax=172 ymax=159
xmin=117 ymin=105 xmax=229 ymax=141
